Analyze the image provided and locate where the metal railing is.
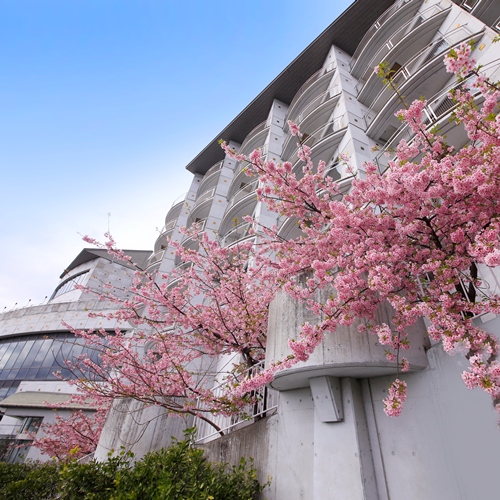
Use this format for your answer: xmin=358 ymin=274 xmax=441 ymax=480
xmin=238 ymin=121 xmax=269 ymax=157
xmin=195 ymin=360 xmax=278 ymax=443
xmin=351 ymin=0 xmax=413 ymax=66
xmin=163 ymin=218 xmax=177 ymax=234
xmin=225 ymin=179 xmax=259 ymax=213
xmin=356 ymin=4 xmax=446 ymax=95
xmin=461 ymin=0 xmax=480 ymax=12
xmin=181 ymin=219 xmax=207 ymax=248
xmin=373 ymin=75 xmax=479 ymax=171
xmin=416 ymin=264 xmax=500 ymax=321
xmin=193 ymin=187 xmax=215 ymax=208
xmin=220 ymin=221 xmax=252 ymax=247
xmin=147 ymin=249 xmax=165 ymax=267
xmin=364 ymin=27 xmax=475 ymax=127
xmin=282 ymin=88 xmax=341 ymax=160
xmin=287 ymin=114 xmax=347 ymax=168
xmin=164 ymin=194 xmax=187 ymax=225
xmin=286 ymin=64 xmax=337 ymax=125
xmin=197 ymin=164 xmax=223 ymax=196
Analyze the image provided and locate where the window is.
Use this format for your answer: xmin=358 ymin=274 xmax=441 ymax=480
xmin=51 ymin=271 xmax=89 ymax=300
xmin=20 ymin=417 xmax=43 ymax=435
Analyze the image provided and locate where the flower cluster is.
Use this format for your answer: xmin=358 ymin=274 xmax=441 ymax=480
xmin=383 ymin=379 xmax=408 ymax=417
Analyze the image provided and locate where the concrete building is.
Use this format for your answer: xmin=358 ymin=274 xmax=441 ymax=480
xmin=46 ymin=0 xmax=500 ymax=497
xmin=0 ymin=248 xmax=150 ymax=462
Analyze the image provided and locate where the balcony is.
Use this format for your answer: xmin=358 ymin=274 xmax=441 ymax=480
xmin=219 ymin=180 xmax=259 ymax=237
xmin=181 ymin=219 xmax=207 ymax=247
xmin=194 ymin=360 xmax=278 ymax=443
xmin=145 ymin=259 xmax=161 ymax=275
xmin=462 ymin=0 xmax=500 ymax=30
xmin=219 ymin=221 xmax=254 ymax=248
xmin=173 ymin=222 xmax=206 ymax=267
xmin=277 ymin=167 xmax=353 ymax=241
xmin=364 ymin=29 xmax=484 ymax=142
xmin=153 ymin=217 xmax=180 ymax=253
xmin=164 ymin=193 xmax=187 ymax=227
xmin=373 ymin=72 xmax=491 ymax=172
xmin=355 ymin=4 xmax=449 ymax=101
xmin=288 ymin=115 xmax=347 ymax=173
xmin=186 ymin=187 xmax=217 ymax=230
xmin=148 ymin=249 xmax=165 ymax=266
xmin=232 ymin=144 xmax=268 ymax=178
xmin=350 ymin=0 xmax=421 ymax=78
xmin=238 ymin=120 xmax=269 ymax=158
xmin=286 ymin=64 xmax=336 ymax=126
xmin=282 ymin=86 xmax=341 ymax=161
xmin=225 ymin=179 xmax=259 ymax=214
xmin=196 ymin=161 xmax=223 ymax=197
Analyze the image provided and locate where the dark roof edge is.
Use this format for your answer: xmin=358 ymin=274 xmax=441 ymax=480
xmin=60 ymin=248 xmax=152 ymax=279
xmin=186 ymin=0 xmax=396 ymax=175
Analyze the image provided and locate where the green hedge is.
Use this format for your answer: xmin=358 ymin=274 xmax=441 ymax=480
xmin=0 ymin=430 xmax=268 ymax=500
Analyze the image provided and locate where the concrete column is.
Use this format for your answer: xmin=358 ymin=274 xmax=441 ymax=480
xmin=312 ymin=378 xmax=378 ymax=500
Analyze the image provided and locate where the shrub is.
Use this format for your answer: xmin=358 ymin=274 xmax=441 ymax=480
xmin=0 ymin=461 xmax=60 ymax=500
xmin=113 ymin=431 xmax=265 ymax=499
xmin=0 ymin=429 xmax=268 ymax=500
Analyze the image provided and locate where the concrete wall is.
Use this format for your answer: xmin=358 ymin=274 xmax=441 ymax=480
xmin=94 ymin=398 xmax=192 ymax=461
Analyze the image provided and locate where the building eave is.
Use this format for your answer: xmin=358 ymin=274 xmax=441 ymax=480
xmin=185 ymin=0 xmax=396 ymax=175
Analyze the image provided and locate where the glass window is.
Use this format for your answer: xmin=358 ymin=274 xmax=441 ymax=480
xmin=21 ymin=417 xmax=43 ymax=434
xmin=51 ymin=271 xmax=89 ymax=300
xmin=30 ymin=340 xmax=52 ymax=368
xmin=21 ymin=340 xmax=43 ymax=368
xmin=34 ymin=367 xmax=52 ymax=379
xmin=11 ymin=341 xmax=35 ymax=370
xmin=0 ymin=332 xmax=109 ymax=383
xmin=3 ymin=343 xmax=25 ymax=370
xmin=0 ymin=343 xmax=10 ymax=361
xmin=0 ymin=344 xmax=17 ymax=370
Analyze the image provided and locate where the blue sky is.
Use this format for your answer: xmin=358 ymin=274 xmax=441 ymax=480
xmin=0 ymin=0 xmax=353 ymax=308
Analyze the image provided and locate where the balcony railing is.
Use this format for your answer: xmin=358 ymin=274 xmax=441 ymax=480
xmin=494 ymin=15 xmax=500 ymax=33
xmin=220 ymin=221 xmax=253 ymax=247
xmin=373 ymin=75 xmax=481 ymax=172
xmin=355 ymin=4 xmax=447 ymax=95
xmin=282 ymin=89 xmax=341 ymax=160
xmin=286 ymin=64 xmax=336 ymax=126
xmin=351 ymin=0 xmax=414 ymax=68
xmin=147 ymin=249 xmax=165 ymax=267
xmin=225 ymin=179 xmax=259 ymax=213
xmin=364 ymin=26 xmax=476 ymax=128
xmin=182 ymin=219 xmax=207 ymax=248
xmin=461 ymin=0 xmax=480 ymax=11
xmin=205 ymin=160 xmax=223 ymax=177
xmin=238 ymin=120 xmax=269 ymax=158
xmin=287 ymin=115 xmax=346 ymax=168
xmin=163 ymin=218 xmax=177 ymax=234
xmin=164 ymin=193 xmax=187 ymax=225
xmin=291 ymin=85 xmax=341 ymax=126
xmin=197 ymin=163 xmax=223 ymax=196
xmin=233 ymin=144 xmax=268 ymax=177
xmin=193 ymin=187 xmax=215 ymax=208
xmin=195 ymin=360 xmax=279 ymax=443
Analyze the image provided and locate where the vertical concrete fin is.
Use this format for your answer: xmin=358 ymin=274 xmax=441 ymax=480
xmin=310 ymin=376 xmax=343 ymax=422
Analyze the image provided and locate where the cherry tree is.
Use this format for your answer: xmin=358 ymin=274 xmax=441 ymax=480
xmin=64 ymin=230 xmax=277 ymax=431
xmin=222 ymin=43 xmax=500 ymax=417
xmin=32 ymin=402 xmax=109 ymax=461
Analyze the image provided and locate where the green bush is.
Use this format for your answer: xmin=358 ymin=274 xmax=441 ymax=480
xmin=0 ymin=429 xmax=268 ymax=500
xmin=112 ymin=430 xmax=265 ymax=500
xmin=0 ymin=461 xmax=60 ymax=500
xmin=58 ymin=452 xmax=131 ymax=500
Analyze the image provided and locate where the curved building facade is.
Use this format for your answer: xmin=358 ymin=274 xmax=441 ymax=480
xmin=0 ymin=248 xmax=150 ymax=462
